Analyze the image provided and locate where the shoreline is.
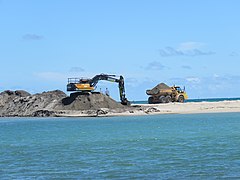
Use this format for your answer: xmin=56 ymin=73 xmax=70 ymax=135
xmin=54 ymin=100 xmax=240 ymax=117
xmin=1 ymin=90 xmax=239 ymax=118
xmin=1 ymin=100 xmax=240 ymax=118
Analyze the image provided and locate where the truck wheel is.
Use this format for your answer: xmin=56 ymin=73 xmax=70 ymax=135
xmin=178 ymin=95 xmax=184 ymax=103
xmin=166 ymin=95 xmax=172 ymax=103
xmin=148 ymin=97 xmax=154 ymax=104
xmin=159 ymin=96 xmax=166 ymax=103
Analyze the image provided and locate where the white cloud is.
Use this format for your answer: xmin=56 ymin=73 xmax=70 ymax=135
xmin=145 ymin=61 xmax=166 ymax=70
xmin=182 ymin=65 xmax=192 ymax=70
xmin=213 ymin=74 xmax=220 ymax=78
xmin=69 ymin=67 xmax=85 ymax=72
xmin=22 ymin=34 xmax=44 ymax=40
xmin=159 ymin=42 xmax=215 ymax=57
xmin=178 ymin=42 xmax=204 ymax=51
xmin=186 ymin=77 xmax=201 ymax=84
xmin=229 ymin=51 xmax=238 ymax=57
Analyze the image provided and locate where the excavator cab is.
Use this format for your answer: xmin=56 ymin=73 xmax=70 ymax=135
xmin=174 ymin=86 xmax=184 ymax=93
xmin=67 ymin=78 xmax=94 ymax=91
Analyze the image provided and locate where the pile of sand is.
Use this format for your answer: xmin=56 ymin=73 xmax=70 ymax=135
xmin=146 ymin=83 xmax=170 ymax=95
xmin=0 ymin=90 xmax=125 ymax=117
xmin=0 ymin=90 xmax=66 ymax=117
xmin=58 ymin=92 xmax=124 ymax=110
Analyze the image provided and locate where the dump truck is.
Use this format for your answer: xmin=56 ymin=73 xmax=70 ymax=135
xmin=146 ymin=83 xmax=188 ymax=104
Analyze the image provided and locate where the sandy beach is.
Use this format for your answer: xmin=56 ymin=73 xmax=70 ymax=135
xmin=56 ymin=100 xmax=240 ymax=117
xmin=137 ymin=100 xmax=240 ymax=114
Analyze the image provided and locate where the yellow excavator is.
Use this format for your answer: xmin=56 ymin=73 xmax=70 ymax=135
xmin=67 ymin=73 xmax=130 ymax=105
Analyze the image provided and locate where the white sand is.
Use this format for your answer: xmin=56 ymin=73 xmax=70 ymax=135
xmin=136 ymin=100 xmax=240 ymax=115
xmin=56 ymin=100 xmax=240 ymax=117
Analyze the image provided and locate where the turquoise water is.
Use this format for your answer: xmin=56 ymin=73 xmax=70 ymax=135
xmin=1 ymin=113 xmax=240 ymax=179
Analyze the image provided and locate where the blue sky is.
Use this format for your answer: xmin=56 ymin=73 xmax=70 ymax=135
xmin=0 ymin=0 xmax=240 ymax=101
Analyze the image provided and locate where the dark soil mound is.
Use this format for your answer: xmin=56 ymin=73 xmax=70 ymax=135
xmin=0 ymin=90 xmax=31 ymax=108
xmin=0 ymin=90 xmax=66 ymax=117
xmin=0 ymin=90 xmax=125 ymax=117
xmin=155 ymin=83 xmax=170 ymax=90
xmin=146 ymin=83 xmax=171 ymax=95
xmin=58 ymin=92 xmax=124 ymax=110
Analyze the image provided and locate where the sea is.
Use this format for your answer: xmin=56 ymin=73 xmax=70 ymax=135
xmin=1 ymin=112 xmax=240 ymax=179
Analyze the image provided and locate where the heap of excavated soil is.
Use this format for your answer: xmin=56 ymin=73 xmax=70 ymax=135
xmin=155 ymin=83 xmax=171 ymax=90
xmin=57 ymin=92 xmax=124 ymax=110
xmin=0 ymin=90 xmax=125 ymax=117
xmin=0 ymin=90 xmax=31 ymax=107
xmin=146 ymin=83 xmax=171 ymax=95
xmin=0 ymin=90 xmax=66 ymax=117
